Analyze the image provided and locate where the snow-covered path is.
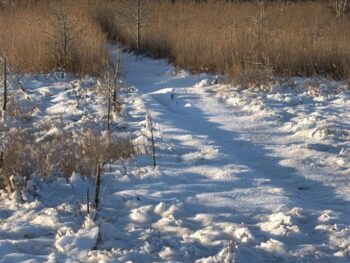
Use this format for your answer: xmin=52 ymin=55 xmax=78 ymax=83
xmin=103 ymin=52 xmax=350 ymax=262
xmin=0 ymin=51 xmax=349 ymax=262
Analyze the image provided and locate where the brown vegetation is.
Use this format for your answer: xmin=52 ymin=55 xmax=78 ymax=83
xmin=1 ymin=1 xmax=349 ymax=79
xmin=0 ymin=129 xmax=134 ymax=191
xmin=98 ymin=0 xmax=350 ymax=80
xmin=0 ymin=1 xmax=108 ymax=76
xmin=0 ymin=1 xmax=137 ymax=195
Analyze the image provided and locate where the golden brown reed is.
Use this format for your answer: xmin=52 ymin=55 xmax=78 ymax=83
xmin=99 ymin=0 xmax=350 ymax=80
xmin=0 ymin=1 xmax=108 ymax=76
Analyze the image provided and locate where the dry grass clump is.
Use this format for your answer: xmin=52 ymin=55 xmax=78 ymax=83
xmin=0 ymin=129 xmax=134 ymax=192
xmin=0 ymin=1 xmax=108 ymax=76
xmin=77 ymin=130 xmax=135 ymax=177
xmin=101 ymin=0 xmax=350 ymax=80
xmin=0 ymin=130 xmax=36 ymax=190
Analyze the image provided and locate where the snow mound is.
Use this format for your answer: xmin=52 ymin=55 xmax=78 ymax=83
xmin=259 ymin=212 xmax=300 ymax=236
xmin=315 ymin=224 xmax=350 ymax=258
xmin=55 ymin=217 xmax=98 ymax=261
xmin=129 ymin=205 xmax=153 ymax=223
xmin=234 ymin=227 xmax=254 ymax=244
xmin=258 ymin=238 xmax=285 ymax=253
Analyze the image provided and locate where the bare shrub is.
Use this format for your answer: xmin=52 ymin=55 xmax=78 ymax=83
xmin=55 ymin=132 xmax=80 ymax=178
xmin=0 ymin=130 xmax=35 ymax=191
xmin=98 ymin=49 xmax=123 ymax=130
xmin=235 ymin=68 xmax=274 ymax=90
xmin=0 ymin=128 xmax=134 ymax=192
xmin=78 ymin=130 xmax=134 ymax=175
xmin=78 ymin=129 xmax=134 ymax=210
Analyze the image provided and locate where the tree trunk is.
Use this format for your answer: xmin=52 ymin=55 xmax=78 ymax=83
xmin=107 ymin=96 xmax=111 ymax=130
xmin=0 ymin=151 xmax=3 ymax=169
xmin=93 ymin=164 xmax=102 ymax=209
xmin=3 ymin=57 xmax=7 ymax=112
xmin=136 ymin=0 xmax=141 ymax=52
xmin=87 ymin=188 xmax=90 ymax=214
xmin=151 ymin=126 xmax=156 ymax=168
xmin=113 ymin=51 xmax=120 ymax=105
xmin=147 ymin=110 xmax=156 ymax=168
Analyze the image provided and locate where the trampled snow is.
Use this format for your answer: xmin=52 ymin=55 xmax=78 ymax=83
xmin=0 ymin=49 xmax=349 ymax=262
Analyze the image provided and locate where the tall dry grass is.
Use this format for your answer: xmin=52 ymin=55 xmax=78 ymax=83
xmin=0 ymin=128 xmax=134 ymax=191
xmin=0 ymin=1 xmax=108 ymax=76
xmin=1 ymin=0 xmax=349 ymax=79
xmin=99 ymin=0 xmax=350 ymax=80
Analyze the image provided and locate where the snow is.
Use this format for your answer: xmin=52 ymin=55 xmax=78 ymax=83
xmin=55 ymin=216 xmax=99 ymax=261
xmin=0 ymin=48 xmax=349 ymax=262
xmin=259 ymin=212 xmax=300 ymax=236
xmin=259 ymin=238 xmax=285 ymax=254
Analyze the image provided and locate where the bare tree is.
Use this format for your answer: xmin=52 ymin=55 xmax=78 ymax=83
xmin=99 ymin=49 xmax=122 ymax=131
xmin=112 ymin=49 xmax=122 ymax=112
xmin=249 ymin=0 xmax=268 ymax=61
xmin=331 ymin=0 xmax=348 ymax=19
xmin=117 ymin=0 xmax=150 ymax=53
xmin=46 ymin=0 xmax=84 ymax=70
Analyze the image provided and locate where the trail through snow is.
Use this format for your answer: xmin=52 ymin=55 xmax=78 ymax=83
xmin=0 ymin=50 xmax=349 ymax=262
xmin=102 ymin=51 xmax=350 ymax=262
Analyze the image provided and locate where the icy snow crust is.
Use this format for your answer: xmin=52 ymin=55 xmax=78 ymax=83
xmin=0 ymin=50 xmax=349 ymax=262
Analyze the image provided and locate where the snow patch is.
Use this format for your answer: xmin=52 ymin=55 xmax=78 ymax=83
xmin=55 ymin=217 xmax=98 ymax=261
xmin=259 ymin=212 xmax=300 ymax=236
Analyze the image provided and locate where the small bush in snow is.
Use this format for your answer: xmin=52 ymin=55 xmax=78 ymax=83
xmin=0 ymin=129 xmax=134 ymax=194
